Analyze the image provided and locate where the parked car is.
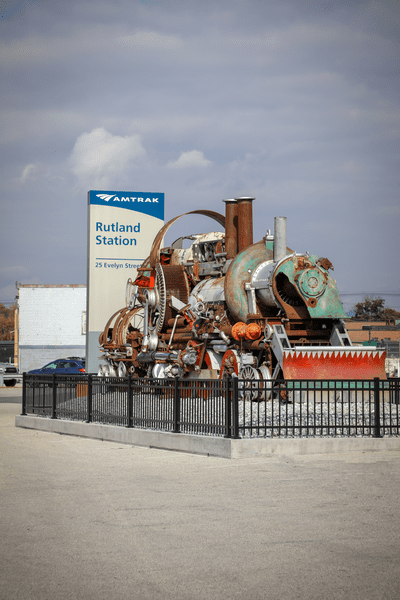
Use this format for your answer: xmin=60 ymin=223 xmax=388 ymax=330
xmin=28 ymin=357 xmax=85 ymax=375
xmin=0 ymin=362 xmax=22 ymax=387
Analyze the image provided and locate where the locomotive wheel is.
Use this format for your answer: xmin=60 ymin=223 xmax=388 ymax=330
xmin=99 ymin=307 xmax=129 ymax=346
xmin=219 ymin=349 xmax=240 ymax=378
xmin=203 ymin=349 xmax=222 ymax=372
xmin=258 ymin=365 xmax=272 ymax=401
xmin=238 ymin=365 xmax=260 ymax=401
xmin=119 ymin=307 xmax=144 ymax=345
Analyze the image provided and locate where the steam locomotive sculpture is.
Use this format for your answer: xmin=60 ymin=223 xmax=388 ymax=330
xmin=98 ymin=198 xmax=386 ymax=382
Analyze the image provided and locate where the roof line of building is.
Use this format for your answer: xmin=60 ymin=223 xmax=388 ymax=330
xmin=17 ymin=284 xmax=86 ymax=288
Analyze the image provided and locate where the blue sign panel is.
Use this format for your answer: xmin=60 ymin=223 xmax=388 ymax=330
xmin=89 ymin=190 xmax=164 ymax=220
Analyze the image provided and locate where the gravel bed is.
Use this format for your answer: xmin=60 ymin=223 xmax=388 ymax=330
xmin=239 ymin=399 xmax=400 ymax=438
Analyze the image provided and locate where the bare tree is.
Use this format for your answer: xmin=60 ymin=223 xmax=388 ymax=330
xmin=0 ymin=303 xmax=16 ymax=340
xmin=353 ymin=296 xmax=400 ymax=321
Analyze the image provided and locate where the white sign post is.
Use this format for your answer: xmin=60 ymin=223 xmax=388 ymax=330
xmin=86 ymin=190 xmax=164 ymax=373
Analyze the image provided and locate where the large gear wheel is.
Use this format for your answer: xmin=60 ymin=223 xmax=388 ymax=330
xmin=151 ymin=262 xmax=166 ymax=333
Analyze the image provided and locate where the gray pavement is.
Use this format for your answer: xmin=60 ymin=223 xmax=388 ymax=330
xmin=2 ymin=387 xmax=400 ymax=600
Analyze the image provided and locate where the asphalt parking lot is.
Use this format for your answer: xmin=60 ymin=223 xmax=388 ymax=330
xmin=2 ymin=386 xmax=400 ymax=600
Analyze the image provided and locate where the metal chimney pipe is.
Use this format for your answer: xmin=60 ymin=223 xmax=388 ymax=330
xmin=236 ymin=197 xmax=254 ymax=253
xmin=222 ymin=199 xmax=238 ymax=259
xmin=273 ymin=216 xmax=287 ymax=262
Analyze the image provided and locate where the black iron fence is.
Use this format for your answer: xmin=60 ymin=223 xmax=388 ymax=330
xmin=22 ymin=374 xmax=400 ymax=439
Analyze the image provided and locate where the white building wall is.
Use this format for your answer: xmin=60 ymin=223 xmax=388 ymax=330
xmin=386 ymin=358 xmax=400 ymax=378
xmin=18 ymin=285 xmax=86 ymax=372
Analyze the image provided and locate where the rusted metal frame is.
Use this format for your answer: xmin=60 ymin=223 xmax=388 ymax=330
xmin=149 ymin=210 xmax=225 ymax=268
xmin=98 ymin=307 xmax=127 ymax=345
xmin=197 ymin=342 xmax=207 ymax=369
xmin=115 ymin=306 xmax=144 ymax=347
xmin=111 ymin=307 xmax=132 ymax=346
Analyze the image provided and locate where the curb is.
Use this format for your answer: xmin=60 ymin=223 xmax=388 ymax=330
xmin=15 ymin=415 xmax=400 ymax=458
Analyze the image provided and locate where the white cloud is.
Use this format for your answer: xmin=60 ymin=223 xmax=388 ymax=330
xmin=69 ymin=127 xmax=146 ymax=187
xmin=167 ymin=150 xmax=212 ymax=169
xmin=19 ymin=163 xmax=37 ymax=183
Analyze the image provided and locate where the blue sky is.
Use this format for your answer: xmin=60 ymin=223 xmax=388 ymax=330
xmin=1 ymin=0 xmax=399 ymax=312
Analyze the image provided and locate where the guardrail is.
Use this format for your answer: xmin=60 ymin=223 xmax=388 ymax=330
xmin=22 ymin=374 xmax=400 ymax=439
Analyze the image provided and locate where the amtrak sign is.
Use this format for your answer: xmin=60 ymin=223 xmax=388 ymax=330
xmin=86 ymin=190 xmax=164 ymax=372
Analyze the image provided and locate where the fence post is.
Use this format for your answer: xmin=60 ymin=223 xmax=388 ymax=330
xmin=51 ymin=373 xmax=57 ymax=419
xmin=231 ymin=377 xmax=239 ymax=439
xmin=392 ymin=378 xmax=399 ymax=405
xmin=21 ymin=373 xmax=27 ymax=415
xmin=86 ymin=374 xmax=93 ymax=423
xmin=224 ymin=378 xmax=232 ymax=438
xmin=173 ymin=378 xmax=180 ymax=434
xmin=373 ymin=377 xmax=382 ymax=438
xmin=126 ymin=375 xmax=133 ymax=428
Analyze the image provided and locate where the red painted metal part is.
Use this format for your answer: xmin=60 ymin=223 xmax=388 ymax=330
xmin=282 ymin=349 xmax=387 ymax=380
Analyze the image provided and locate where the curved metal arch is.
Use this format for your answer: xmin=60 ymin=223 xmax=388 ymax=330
xmin=149 ymin=210 xmax=225 ymax=268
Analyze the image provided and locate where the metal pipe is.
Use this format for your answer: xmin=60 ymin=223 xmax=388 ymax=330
xmin=236 ymin=197 xmax=254 ymax=253
xmin=273 ymin=216 xmax=287 ymax=262
xmin=167 ymin=317 xmax=186 ymax=328
xmin=211 ymin=344 xmax=229 ymax=353
xmin=168 ymin=314 xmax=180 ymax=348
xmin=222 ymin=199 xmax=238 ymax=259
xmin=166 ymin=325 xmax=192 ymax=333
xmin=136 ymin=351 xmax=178 ymax=363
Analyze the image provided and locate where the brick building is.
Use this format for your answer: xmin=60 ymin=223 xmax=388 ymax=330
xmin=346 ymin=319 xmax=400 ymax=377
xmin=346 ymin=319 xmax=400 ymax=345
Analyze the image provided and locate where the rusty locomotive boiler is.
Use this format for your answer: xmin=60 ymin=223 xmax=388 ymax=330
xmin=98 ymin=198 xmax=386 ymax=383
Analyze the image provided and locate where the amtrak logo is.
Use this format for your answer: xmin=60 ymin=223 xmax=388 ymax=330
xmin=90 ymin=191 xmax=164 ymax=220
xmin=95 ymin=194 xmax=159 ymax=203
xmin=96 ymin=194 xmax=115 ymax=202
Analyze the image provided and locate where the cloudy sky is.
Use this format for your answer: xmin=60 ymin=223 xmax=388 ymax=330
xmin=1 ymin=0 xmax=399 ymax=313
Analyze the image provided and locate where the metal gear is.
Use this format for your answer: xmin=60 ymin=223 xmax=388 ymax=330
xmin=148 ymin=263 xmax=166 ymax=333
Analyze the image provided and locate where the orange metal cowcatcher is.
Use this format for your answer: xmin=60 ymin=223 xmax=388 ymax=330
xmin=281 ymin=347 xmax=387 ymax=380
